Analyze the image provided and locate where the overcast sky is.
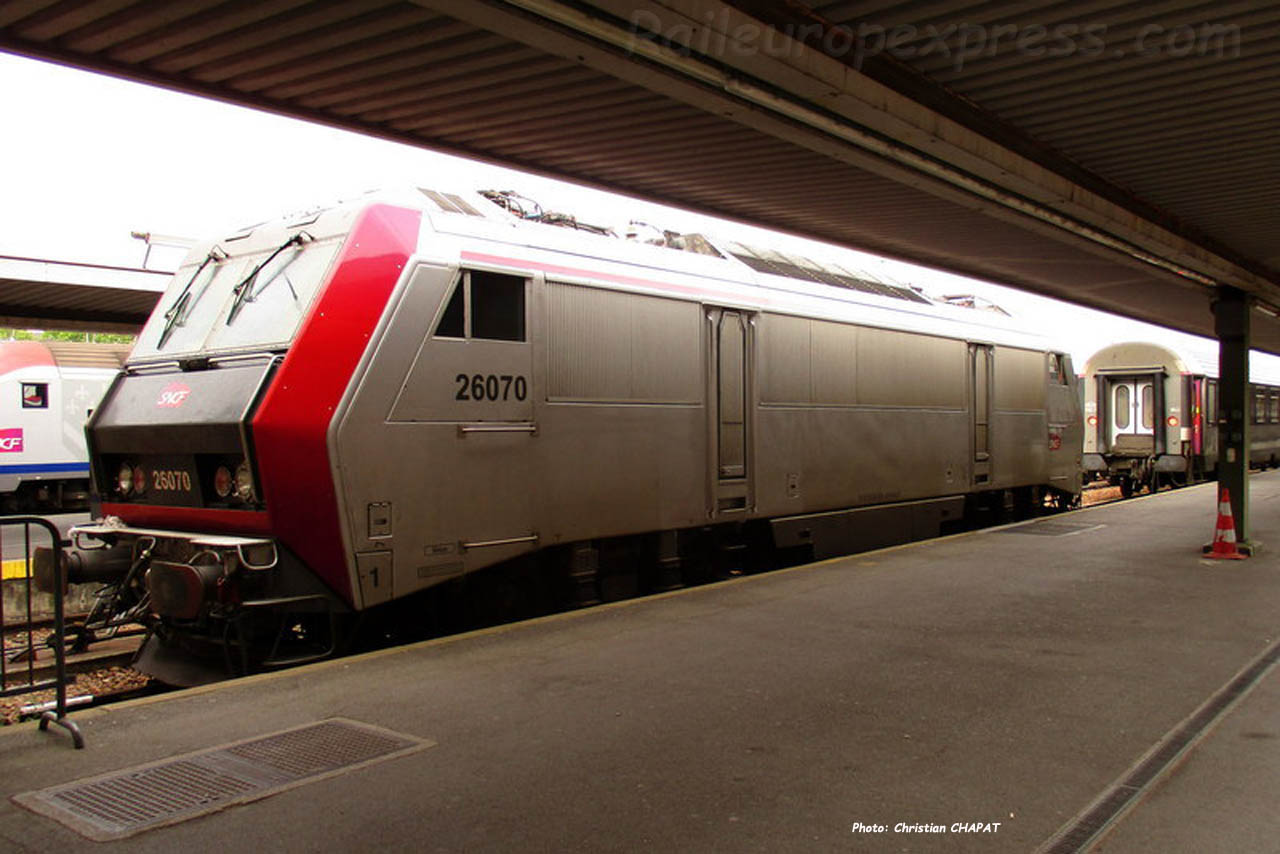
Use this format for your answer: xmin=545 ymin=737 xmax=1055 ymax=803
xmin=0 ymin=50 xmax=1248 ymax=367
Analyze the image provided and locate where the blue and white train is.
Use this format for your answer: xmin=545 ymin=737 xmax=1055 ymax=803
xmin=0 ymin=340 xmax=130 ymax=512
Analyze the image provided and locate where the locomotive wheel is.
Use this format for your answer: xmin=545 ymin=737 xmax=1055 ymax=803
xmin=1012 ymin=486 xmax=1040 ymax=520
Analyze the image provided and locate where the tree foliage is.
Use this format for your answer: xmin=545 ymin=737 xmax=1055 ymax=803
xmin=0 ymin=328 xmax=135 ymax=344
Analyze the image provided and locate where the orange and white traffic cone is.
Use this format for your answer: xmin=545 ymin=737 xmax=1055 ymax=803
xmin=1205 ymin=488 xmax=1248 ymax=560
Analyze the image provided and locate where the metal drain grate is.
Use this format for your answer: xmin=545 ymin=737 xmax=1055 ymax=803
xmin=1036 ymin=640 xmax=1280 ymax=853
xmin=14 ymin=718 xmax=434 ymax=841
xmin=1001 ymin=521 xmax=1104 ymax=537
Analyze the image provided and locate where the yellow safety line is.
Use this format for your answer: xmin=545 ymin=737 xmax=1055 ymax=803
xmin=2 ymin=558 xmax=31 ymax=581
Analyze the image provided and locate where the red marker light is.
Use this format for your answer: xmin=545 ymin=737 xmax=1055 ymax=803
xmin=1087 ymin=415 xmax=1098 ymax=426
xmin=1168 ymin=416 xmax=1179 ymax=427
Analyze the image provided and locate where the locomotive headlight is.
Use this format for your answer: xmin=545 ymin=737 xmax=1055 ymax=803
xmin=117 ymin=463 xmax=133 ymax=495
xmin=234 ymin=460 xmax=256 ymax=502
xmin=213 ymin=465 xmax=233 ymax=499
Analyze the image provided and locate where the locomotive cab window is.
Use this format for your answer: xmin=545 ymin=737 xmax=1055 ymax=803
xmin=1048 ymin=353 xmax=1069 ymax=385
xmin=433 ymin=270 xmax=526 ymax=342
xmin=21 ymin=382 xmax=48 ymax=409
xmin=435 ymin=282 xmax=465 ymax=338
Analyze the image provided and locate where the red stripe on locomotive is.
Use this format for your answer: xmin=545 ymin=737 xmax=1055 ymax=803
xmin=251 ymin=203 xmax=422 ymax=604
xmin=100 ymin=503 xmax=271 ymax=535
xmin=459 ymin=249 xmax=774 ymax=307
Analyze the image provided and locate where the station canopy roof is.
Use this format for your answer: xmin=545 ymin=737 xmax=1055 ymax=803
xmin=2 ymin=1 xmax=1277 ymax=349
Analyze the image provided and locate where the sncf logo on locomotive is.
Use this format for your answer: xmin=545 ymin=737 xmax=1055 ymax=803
xmin=0 ymin=428 xmax=23 ymax=452
xmin=156 ymin=382 xmax=192 ymax=409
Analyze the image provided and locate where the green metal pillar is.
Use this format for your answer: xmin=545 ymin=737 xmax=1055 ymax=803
xmin=1214 ymin=286 xmax=1250 ymax=547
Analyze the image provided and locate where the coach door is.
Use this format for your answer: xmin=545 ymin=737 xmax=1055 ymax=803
xmin=1109 ymin=376 xmax=1158 ymax=454
xmin=709 ymin=308 xmax=753 ymax=516
xmin=969 ymin=344 xmax=993 ymax=485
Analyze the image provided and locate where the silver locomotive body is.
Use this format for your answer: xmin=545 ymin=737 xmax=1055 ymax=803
xmin=337 ymin=259 xmax=1083 ymax=594
xmin=57 ymin=189 xmax=1083 ymax=682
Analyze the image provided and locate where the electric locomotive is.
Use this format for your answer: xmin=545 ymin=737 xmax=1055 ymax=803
xmin=1082 ymin=340 xmax=1280 ymax=495
xmin=38 ymin=188 xmax=1083 ymax=684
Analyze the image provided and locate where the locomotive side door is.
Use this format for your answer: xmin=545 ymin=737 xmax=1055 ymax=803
xmin=969 ymin=343 xmax=993 ymax=485
xmin=380 ymin=265 xmax=537 ymax=592
xmin=708 ymin=307 xmax=754 ymax=517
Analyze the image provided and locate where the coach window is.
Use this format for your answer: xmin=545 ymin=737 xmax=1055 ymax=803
xmin=21 ymin=382 xmax=48 ymax=408
xmin=1254 ymin=389 xmax=1266 ymax=424
xmin=1115 ymin=386 xmax=1130 ymax=429
xmin=1141 ymin=384 xmax=1154 ymax=429
xmin=1271 ymin=392 xmax=1280 ymax=423
xmin=1206 ymin=381 xmax=1218 ymax=424
xmin=433 ymin=269 xmax=526 ymax=342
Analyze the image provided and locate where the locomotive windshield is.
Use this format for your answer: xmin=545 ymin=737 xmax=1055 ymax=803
xmin=132 ymin=234 xmax=341 ymax=362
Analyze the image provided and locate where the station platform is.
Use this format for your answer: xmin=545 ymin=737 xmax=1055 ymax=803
xmin=2 ymin=473 xmax=1279 ymax=852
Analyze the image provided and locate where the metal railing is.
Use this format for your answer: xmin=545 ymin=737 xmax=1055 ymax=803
xmin=0 ymin=516 xmax=83 ymax=748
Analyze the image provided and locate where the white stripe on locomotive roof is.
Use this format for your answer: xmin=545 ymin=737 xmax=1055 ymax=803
xmin=391 ymin=187 xmax=1056 ymax=354
xmin=202 ymin=187 xmax=1057 ymax=355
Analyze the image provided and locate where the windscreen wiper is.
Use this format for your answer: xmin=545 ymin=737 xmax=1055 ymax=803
xmin=158 ymin=246 xmax=227 ymax=348
xmin=226 ymin=231 xmax=312 ymax=325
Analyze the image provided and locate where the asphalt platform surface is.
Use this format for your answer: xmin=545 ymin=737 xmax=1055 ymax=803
xmin=2 ymin=474 xmax=1279 ymax=852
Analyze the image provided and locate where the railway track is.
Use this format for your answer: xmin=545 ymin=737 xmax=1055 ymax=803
xmin=1 ymin=622 xmax=155 ymax=724
xmin=12 ymin=674 xmax=167 ymax=722
xmin=1081 ymin=482 xmax=1125 ymax=507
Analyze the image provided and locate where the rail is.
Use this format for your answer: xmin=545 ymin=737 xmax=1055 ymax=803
xmin=0 ymin=516 xmax=83 ymax=748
